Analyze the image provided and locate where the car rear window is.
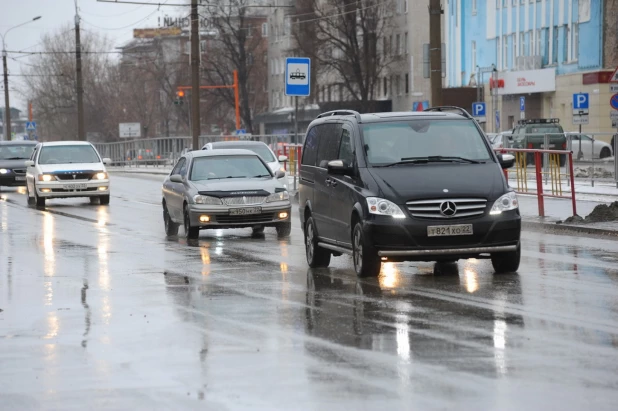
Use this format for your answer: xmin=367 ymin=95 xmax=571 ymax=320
xmin=361 ymin=119 xmax=492 ymax=165
xmin=213 ymin=144 xmax=275 ymax=162
xmin=190 ymin=155 xmax=271 ymax=181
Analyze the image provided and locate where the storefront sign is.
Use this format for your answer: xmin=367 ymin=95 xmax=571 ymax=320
xmin=133 ymin=27 xmax=182 ymax=38
xmin=497 ymin=68 xmax=556 ymax=95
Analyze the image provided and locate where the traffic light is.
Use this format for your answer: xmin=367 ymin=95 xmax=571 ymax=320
xmin=174 ymin=90 xmax=185 ymax=105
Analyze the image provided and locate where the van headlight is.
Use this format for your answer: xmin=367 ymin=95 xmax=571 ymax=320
xmin=366 ymin=197 xmax=406 ymax=219
xmin=193 ymin=195 xmax=222 ymax=205
xmin=266 ymin=191 xmax=289 ymax=203
xmin=490 ymin=192 xmax=519 ymax=215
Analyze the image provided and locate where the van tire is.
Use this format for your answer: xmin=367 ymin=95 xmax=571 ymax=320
xmin=304 ymin=217 xmax=331 ymax=267
xmin=352 ymin=223 xmax=381 ymax=278
xmin=491 ymin=243 xmax=521 ymax=274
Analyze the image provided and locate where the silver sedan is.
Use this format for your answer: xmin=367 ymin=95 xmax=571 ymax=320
xmin=162 ymin=149 xmax=292 ymax=239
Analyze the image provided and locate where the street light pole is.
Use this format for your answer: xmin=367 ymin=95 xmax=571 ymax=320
xmin=1 ymin=16 xmax=42 ymax=141
xmin=190 ymin=0 xmax=201 ymax=150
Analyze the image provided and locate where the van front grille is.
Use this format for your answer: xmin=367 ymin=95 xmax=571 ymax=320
xmin=406 ymin=198 xmax=487 ymax=219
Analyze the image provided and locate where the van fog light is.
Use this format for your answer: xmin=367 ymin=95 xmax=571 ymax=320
xmin=199 ymin=215 xmax=211 ymax=223
xmin=278 ymin=212 xmax=289 ymax=219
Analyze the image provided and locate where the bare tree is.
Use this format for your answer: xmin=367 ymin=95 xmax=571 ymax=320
xmin=199 ymin=0 xmax=269 ymax=133
xmin=293 ymin=0 xmax=397 ymax=103
xmin=22 ymin=25 xmax=121 ymax=141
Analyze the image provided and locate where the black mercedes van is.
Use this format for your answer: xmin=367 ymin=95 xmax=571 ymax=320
xmin=298 ymin=107 xmax=521 ymax=277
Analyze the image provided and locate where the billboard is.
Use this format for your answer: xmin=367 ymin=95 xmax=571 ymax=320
xmin=133 ymin=27 xmax=182 ymax=38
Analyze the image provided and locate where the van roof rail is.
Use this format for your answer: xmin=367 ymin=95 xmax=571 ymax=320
xmin=423 ymin=106 xmax=473 ymax=119
xmin=316 ymin=110 xmax=362 ymax=122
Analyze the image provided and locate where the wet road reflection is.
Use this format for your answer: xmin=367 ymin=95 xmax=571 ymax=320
xmin=1 ymin=175 xmax=618 ymax=409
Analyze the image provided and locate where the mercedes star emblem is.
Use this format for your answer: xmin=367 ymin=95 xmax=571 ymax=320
xmin=440 ymin=201 xmax=457 ymax=217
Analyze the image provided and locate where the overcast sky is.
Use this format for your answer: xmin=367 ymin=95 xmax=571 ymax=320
xmin=1 ymin=0 xmax=186 ymax=112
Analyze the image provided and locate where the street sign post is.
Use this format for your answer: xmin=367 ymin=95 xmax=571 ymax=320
xmin=285 ymin=57 xmax=311 ymax=97
xmin=471 ymin=102 xmax=486 ymax=123
xmin=572 ymin=93 xmax=590 ymax=125
xmin=119 ymin=122 xmax=141 ymax=138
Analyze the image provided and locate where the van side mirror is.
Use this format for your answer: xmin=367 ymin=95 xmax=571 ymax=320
xmin=25 ymin=160 xmax=35 ymax=167
xmin=327 ymin=159 xmax=353 ymax=175
xmin=498 ymin=154 xmax=515 ymax=169
xmin=170 ymin=174 xmax=184 ymax=183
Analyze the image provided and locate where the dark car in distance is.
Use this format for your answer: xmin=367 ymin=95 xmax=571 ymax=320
xmin=0 ymin=141 xmax=38 ymax=187
xmin=298 ymin=107 xmax=521 ymax=278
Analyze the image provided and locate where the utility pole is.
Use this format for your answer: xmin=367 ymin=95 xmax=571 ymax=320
xmin=190 ymin=0 xmax=201 ymax=150
xmin=429 ymin=0 xmax=443 ymax=107
xmin=2 ymin=50 xmax=9 ymax=141
xmin=75 ymin=2 xmax=85 ymax=141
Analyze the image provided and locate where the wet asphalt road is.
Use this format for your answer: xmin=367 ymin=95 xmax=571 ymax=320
xmin=1 ymin=174 xmax=618 ymax=410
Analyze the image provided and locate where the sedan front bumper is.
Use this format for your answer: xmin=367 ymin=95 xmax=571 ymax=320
xmin=188 ymin=201 xmax=292 ymax=229
xmin=35 ymin=180 xmax=110 ymax=198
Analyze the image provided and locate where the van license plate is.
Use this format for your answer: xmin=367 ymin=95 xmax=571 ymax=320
xmin=64 ymin=183 xmax=87 ymax=190
xmin=230 ymin=207 xmax=261 ymax=216
xmin=427 ymin=224 xmax=473 ymax=237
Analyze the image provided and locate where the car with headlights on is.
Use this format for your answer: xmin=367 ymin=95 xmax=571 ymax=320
xmin=202 ymin=141 xmax=289 ymax=189
xmin=25 ymin=141 xmax=111 ymax=207
xmin=0 ymin=141 xmax=37 ymax=187
xmin=299 ymin=107 xmax=520 ymax=278
xmin=162 ymin=149 xmax=292 ymax=239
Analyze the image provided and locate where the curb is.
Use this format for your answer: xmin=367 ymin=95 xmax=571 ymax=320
xmin=109 ymin=168 xmax=171 ymax=175
xmin=521 ymin=219 xmax=618 ymax=237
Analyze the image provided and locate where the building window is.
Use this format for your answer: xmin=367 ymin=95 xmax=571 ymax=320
xmin=536 ymin=28 xmax=541 ymax=56
xmin=572 ymin=23 xmax=579 ymax=61
xmin=519 ymin=32 xmax=525 ymax=56
xmin=262 ymin=23 xmax=268 ymax=37
xmin=383 ymin=77 xmax=388 ymax=97
xmin=472 ymin=0 xmax=477 ymax=15
xmin=496 ymin=0 xmax=500 ymax=9
xmin=496 ymin=39 xmax=500 ymax=69
xmin=471 ymin=41 xmax=477 ymax=72
xmin=503 ymin=35 xmax=508 ymax=69
xmin=405 ymin=73 xmax=409 ymax=94
xmin=552 ymin=26 xmax=558 ymax=64
xmin=512 ymin=34 xmax=516 ymax=66
xmin=404 ymin=0 xmax=408 ymax=13
xmin=527 ymin=30 xmax=533 ymax=55
xmin=404 ymin=32 xmax=408 ymax=55
xmin=563 ymin=25 xmax=568 ymax=62
xmin=543 ymin=28 xmax=549 ymax=65
xmin=396 ymin=75 xmax=401 ymax=96
xmin=396 ymin=34 xmax=401 ymax=55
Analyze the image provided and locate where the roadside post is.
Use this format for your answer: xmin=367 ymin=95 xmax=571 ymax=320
xmin=285 ymin=57 xmax=311 ymax=145
xmin=572 ymin=93 xmax=589 ymax=160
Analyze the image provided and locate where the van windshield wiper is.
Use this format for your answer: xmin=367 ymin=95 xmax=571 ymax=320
xmin=400 ymin=156 xmax=484 ymax=164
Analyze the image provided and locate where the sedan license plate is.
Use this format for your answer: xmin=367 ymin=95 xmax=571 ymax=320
xmin=230 ymin=207 xmax=261 ymax=216
xmin=541 ymin=144 xmax=556 ymax=148
xmin=64 ymin=183 xmax=87 ymax=190
xmin=15 ymin=176 xmax=25 ymax=181
xmin=427 ymin=224 xmax=473 ymax=237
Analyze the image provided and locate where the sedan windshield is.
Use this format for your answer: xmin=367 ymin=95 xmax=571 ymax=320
xmin=190 ymin=155 xmax=272 ymax=181
xmin=0 ymin=144 xmax=36 ymax=160
xmin=38 ymin=145 xmax=101 ymax=165
xmin=214 ymin=145 xmax=276 ymax=162
xmin=361 ymin=120 xmax=492 ymax=166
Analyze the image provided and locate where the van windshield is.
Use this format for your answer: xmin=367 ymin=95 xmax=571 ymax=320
xmin=361 ymin=120 xmax=492 ymax=166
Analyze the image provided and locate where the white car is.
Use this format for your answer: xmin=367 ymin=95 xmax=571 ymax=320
xmin=202 ymin=141 xmax=289 ymax=189
xmin=489 ymin=132 xmax=514 ymax=150
xmin=565 ymin=132 xmax=613 ymax=159
xmin=25 ymin=141 xmax=112 ymax=208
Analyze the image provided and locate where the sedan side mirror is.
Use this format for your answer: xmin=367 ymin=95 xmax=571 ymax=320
xmin=327 ymin=159 xmax=353 ymax=175
xmin=170 ymin=174 xmax=184 ymax=183
xmin=498 ymin=154 xmax=515 ymax=169
xmin=25 ymin=160 xmax=35 ymax=167
xmin=102 ymin=158 xmax=112 ymax=165
xmin=275 ymin=170 xmax=286 ymax=179
xmin=278 ymin=155 xmax=288 ymax=162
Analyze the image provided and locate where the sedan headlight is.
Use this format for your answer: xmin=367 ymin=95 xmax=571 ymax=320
xmin=94 ymin=172 xmax=108 ymax=180
xmin=490 ymin=192 xmax=519 ymax=215
xmin=38 ymin=174 xmax=54 ymax=182
xmin=0 ymin=168 xmax=9 ymax=174
xmin=266 ymin=191 xmax=289 ymax=203
xmin=193 ymin=195 xmax=223 ymax=205
xmin=366 ymin=197 xmax=406 ymax=219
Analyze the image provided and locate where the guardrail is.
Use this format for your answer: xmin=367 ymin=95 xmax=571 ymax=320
xmin=499 ymin=148 xmax=576 ymax=217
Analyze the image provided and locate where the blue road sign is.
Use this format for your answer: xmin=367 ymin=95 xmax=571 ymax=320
xmin=471 ymin=102 xmax=486 ymax=117
xmin=285 ymin=57 xmax=311 ymax=96
xmin=235 ymin=129 xmax=246 ymax=135
xmin=495 ymin=110 xmax=500 ymax=129
xmin=25 ymin=121 xmax=36 ymax=131
xmin=573 ymin=93 xmax=590 ymax=110
xmin=610 ymin=94 xmax=618 ymax=111
xmin=520 ymin=96 xmax=525 ymax=112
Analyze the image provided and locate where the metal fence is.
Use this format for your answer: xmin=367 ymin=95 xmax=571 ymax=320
xmin=493 ymin=132 xmax=618 ymax=187
xmin=93 ymin=134 xmax=298 ymax=168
